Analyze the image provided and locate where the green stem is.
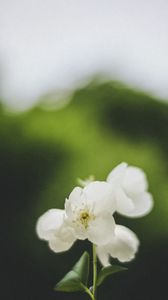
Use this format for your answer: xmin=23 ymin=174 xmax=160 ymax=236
xmin=85 ymin=287 xmax=95 ymax=300
xmin=92 ymin=244 xmax=97 ymax=299
xmin=85 ymin=244 xmax=97 ymax=300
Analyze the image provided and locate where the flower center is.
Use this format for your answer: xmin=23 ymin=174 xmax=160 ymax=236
xmin=79 ymin=210 xmax=91 ymax=229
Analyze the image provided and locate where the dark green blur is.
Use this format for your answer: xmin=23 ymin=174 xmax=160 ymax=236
xmin=1 ymin=81 xmax=168 ymax=300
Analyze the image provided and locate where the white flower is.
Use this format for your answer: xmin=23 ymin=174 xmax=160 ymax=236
xmin=36 ymin=181 xmax=116 ymax=252
xmin=36 ymin=165 xmax=152 ymax=255
xmin=96 ymin=225 xmax=140 ymax=266
xmin=107 ymin=162 xmax=153 ymax=217
xmin=65 ymin=182 xmax=116 ymax=245
xmin=36 ymin=209 xmax=76 ymax=253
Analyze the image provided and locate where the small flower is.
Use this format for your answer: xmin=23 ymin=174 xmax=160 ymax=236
xmin=36 ymin=181 xmax=116 ymax=252
xmin=107 ymin=162 xmax=153 ymax=217
xmin=96 ymin=225 xmax=140 ymax=266
xmin=36 ymin=164 xmax=153 ymax=259
xmin=65 ymin=181 xmax=116 ymax=245
xmin=36 ymin=209 xmax=76 ymax=253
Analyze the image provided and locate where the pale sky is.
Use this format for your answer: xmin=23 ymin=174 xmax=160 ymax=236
xmin=0 ymin=0 xmax=168 ymax=110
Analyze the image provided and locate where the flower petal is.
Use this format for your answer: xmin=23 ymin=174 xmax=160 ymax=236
xmin=68 ymin=186 xmax=84 ymax=203
xmin=65 ymin=186 xmax=86 ymax=219
xmin=96 ymin=246 xmax=110 ymax=267
xmin=123 ymin=166 xmax=148 ymax=196
xmin=106 ymin=162 xmax=127 ymax=184
xmin=108 ymin=225 xmax=140 ymax=262
xmin=107 ymin=163 xmax=153 ymax=218
xmin=36 ymin=209 xmax=65 ymax=241
xmin=97 ymin=225 xmax=139 ymax=266
xmin=48 ymin=225 xmax=76 ymax=253
xmin=87 ymin=213 xmax=115 ymax=245
xmin=115 ymin=187 xmax=134 ymax=215
xmin=49 ymin=236 xmax=75 ymax=253
xmin=83 ymin=181 xmax=116 ymax=214
xmin=123 ymin=192 xmax=153 ymax=217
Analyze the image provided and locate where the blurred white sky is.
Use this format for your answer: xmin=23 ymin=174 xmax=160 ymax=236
xmin=0 ymin=0 xmax=168 ymax=110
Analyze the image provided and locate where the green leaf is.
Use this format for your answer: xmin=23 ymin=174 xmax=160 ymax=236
xmin=73 ymin=251 xmax=90 ymax=285
xmin=54 ymin=251 xmax=90 ymax=292
xmin=97 ymin=265 xmax=127 ymax=287
xmin=54 ymin=270 xmax=85 ymax=292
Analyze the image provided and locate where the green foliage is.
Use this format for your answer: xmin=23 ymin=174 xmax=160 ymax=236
xmin=73 ymin=251 xmax=90 ymax=285
xmin=97 ymin=265 xmax=127 ymax=287
xmin=54 ymin=270 xmax=85 ymax=292
xmin=54 ymin=250 xmax=127 ymax=296
xmin=54 ymin=251 xmax=89 ymax=292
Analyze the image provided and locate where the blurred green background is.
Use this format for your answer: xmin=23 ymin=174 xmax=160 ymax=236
xmin=1 ymin=81 xmax=168 ymax=300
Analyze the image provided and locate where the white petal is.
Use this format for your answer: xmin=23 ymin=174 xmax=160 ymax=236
xmin=97 ymin=225 xmax=139 ymax=265
xmin=49 ymin=238 xmax=72 ymax=253
xmin=123 ymin=166 xmax=148 ymax=196
xmin=83 ymin=181 xmax=116 ymax=214
xmin=115 ymin=187 xmax=134 ymax=215
xmin=36 ymin=209 xmax=65 ymax=241
xmin=108 ymin=225 xmax=140 ymax=262
xmin=107 ymin=163 xmax=153 ymax=218
xmin=65 ymin=186 xmax=86 ymax=219
xmin=96 ymin=246 xmax=110 ymax=267
xmin=106 ymin=162 xmax=127 ymax=184
xmin=123 ymin=192 xmax=153 ymax=217
xmin=68 ymin=186 xmax=84 ymax=203
xmin=48 ymin=223 xmax=76 ymax=253
xmin=71 ymin=226 xmax=88 ymax=240
xmin=49 ymin=233 xmax=75 ymax=253
xmin=87 ymin=214 xmax=115 ymax=245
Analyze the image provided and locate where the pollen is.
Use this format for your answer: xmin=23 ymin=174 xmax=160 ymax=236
xmin=79 ymin=210 xmax=91 ymax=229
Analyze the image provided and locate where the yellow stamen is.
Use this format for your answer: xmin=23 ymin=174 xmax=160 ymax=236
xmin=80 ymin=211 xmax=90 ymax=229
